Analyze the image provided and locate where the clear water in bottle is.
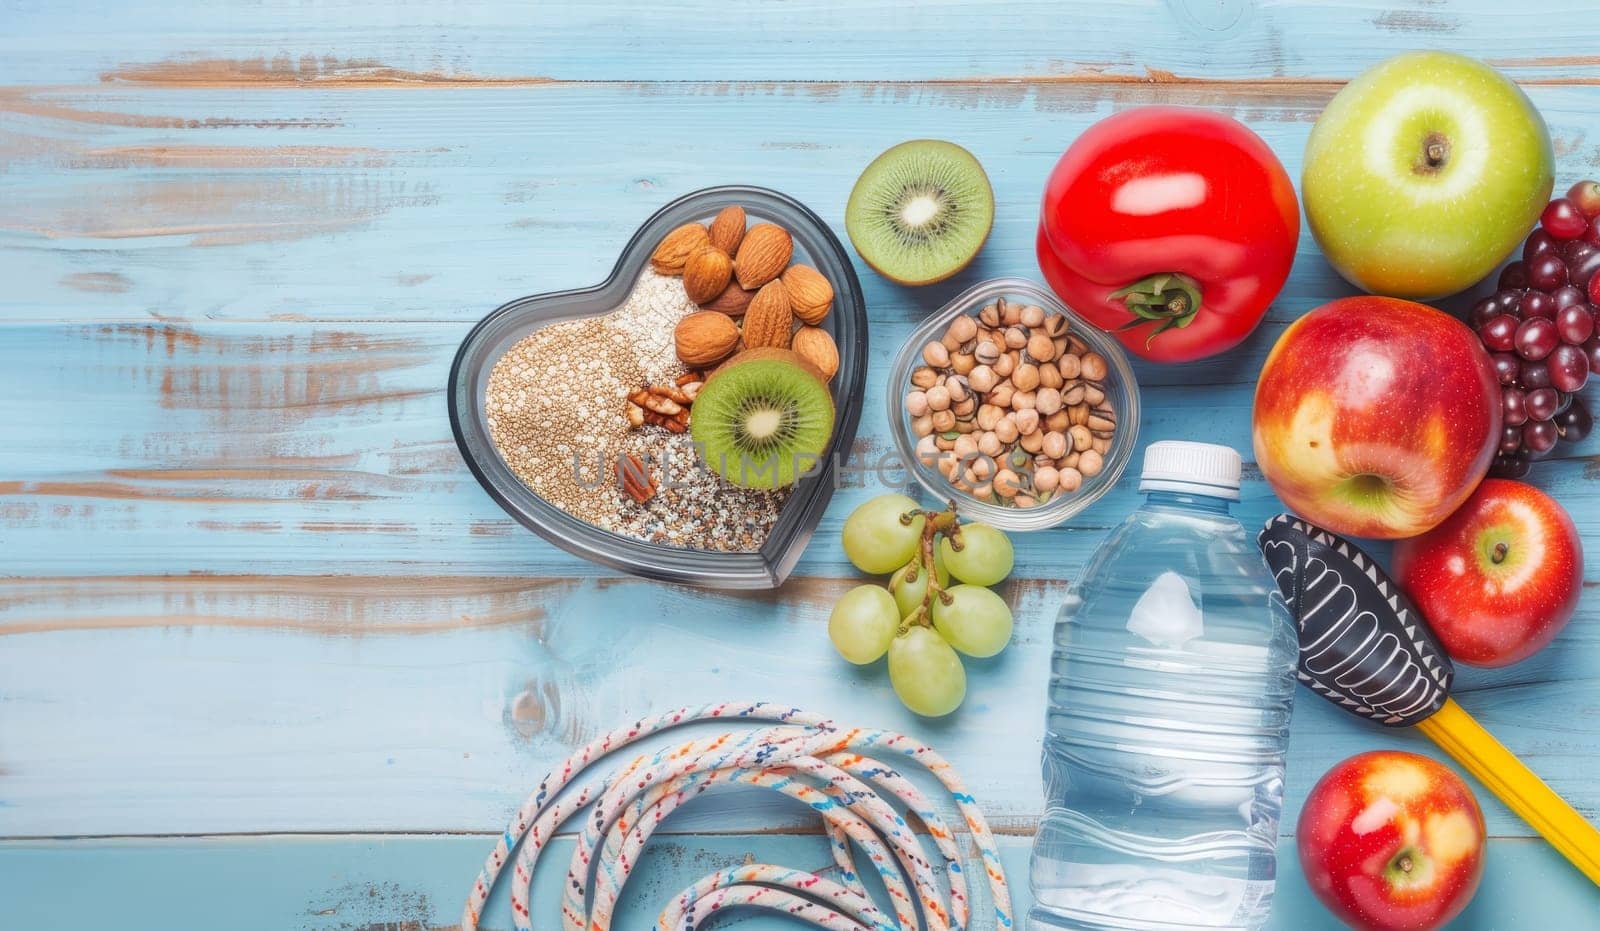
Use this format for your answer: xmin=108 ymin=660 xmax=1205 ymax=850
xmin=1030 ymin=441 xmax=1298 ymax=930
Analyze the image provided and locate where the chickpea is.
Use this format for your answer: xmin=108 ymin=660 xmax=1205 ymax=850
xmin=992 ymin=352 xmax=1016 ymax=378
xmin=905 ymin=390 xmax=929 ymax=416
xmin=1004 ymin=326 xmax=1028 ymax=350
xmin=1042 ymin=430 xmax=1068 ymax=460
xmin=1014 ymin=409 xmax=1041 ymax=436
xmin=1091 ymin=435 xmax=1112 ymax=455
xmin=1021 ymin=304 xmax=1046 ymax=328
xmin=969 ymin=456 xmax=994 ymax=481
xmin=1062 ymin=383 xmax=1086 ymax=406
xmin=912 ymin=366 xmax=939 ymax=389
xmin=939 ymin=454 xmax=961 ymax=479
xmin=988 ymin=383 xmax=1015 ymax=408
xmin=971 ymin=482 xmax=994 ymax=499
xmin=975 ymin=340 xmax=1001 ymax=365
xmin=1012 ymin=389 xmax=1037 ymax=411
xmin=911 ymin=414 xmax=934 ymax=437
xmin=942 ymin=331 xmax=965 ymax=353
xmin=1078 ymin=449 xmax=1104 ymax=478
xmin=978 ymin=431 xmax=1003 ymax=457
xmin=1027 ymin=332 xmax=1057 ymax=362
xmin=946 ymin=378 xmax=970 ymax=403
xmin=1035 ymin=387 xmax=1063 ymax=416
xmin=1069 ymin=424 xmax=1093 ymax=452
xmin=1014 ymin=493 xmax=1037 ymax=508
xmin=948 ymin=315 xmax=978 ymax=343
xmin=923 ymin=342 xmax=950 ymax=367
xmin=968 ymin=365 xmax=997 ymax=393
xmin=1020 ymin=429 xmax=1045 ymax=453
xmin=951 ymin=353 xmax=975 ymax=375
xmin=1034 ymin=465 xmax=1061 ymax=493
xmin=1081 ymin=352 xmax=1108 ymax=382
xmin=978 ymin=303 xmax=1001 ymax=328
xmin=1043 ymin=313 xmax=1069 ymax=337
xmin=1058 ymin=353 xmax=1081 ymax=380
xmin=1000 ymin=299 xmax=1023 ymax=326
xmin=925 ymin=385 xmax=951 ymax=411
xmin=952 ymin=398 xmax=976 ymax=418
xmin=994 ymin=469 xmax=1023 ymax=498
xmin=1038 ymin=364 xmax=1064 ymax=390
xmin=953 ymin=434 xmax=978 ymax=458
xmin=1011 ymin=363 xmax=1040 ymax=392
xmin=932 ymin=410 xmax=957 ymax=432
xmin=915 ymin=433 xmax=939 ymax=465
xmin=1046 ymin=410 xmax=1071 ymax=433
xmin=976 ymin=403 xmax=1003 ymax=431
xmin=1084 ymin=384 xmax=1106 ymax=407
xmin=1058 ymin=467 xmax=1084 ymax=493
xmin=1068 ymin=404 xmax=1090 ymax=427
xmin=994 ymin=416 xmax=1020 ymax=444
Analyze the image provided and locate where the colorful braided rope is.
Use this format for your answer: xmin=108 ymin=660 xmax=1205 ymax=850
xmin=461 ymin=701 xmax=1014 ymax=930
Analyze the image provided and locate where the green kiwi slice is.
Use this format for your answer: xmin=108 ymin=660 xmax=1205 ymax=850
xmin=691 ymin=348 xmax=836 ymax=490
xmin=845 ymin=139 xmax=994 ymax=286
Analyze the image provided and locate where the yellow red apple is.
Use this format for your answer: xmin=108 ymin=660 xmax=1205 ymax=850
xmin=1299 ymin=751 xmax=1485 ymax=931
xmin=1252 ymin=297 xmax=1501 ymax=539
xmin=1393 ymin=478 xmax=1582 ymax=667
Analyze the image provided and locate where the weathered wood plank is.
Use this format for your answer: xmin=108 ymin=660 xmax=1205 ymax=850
xmin=2 ymin=833 xmax=1595 ymax=929
xmin=2 ymin=1 xmax=1599 ymax=86
xmin=0 ymin=574 xmax=1593 ymax=837
xmin=4 ymin=81 xmax=1599 ymax=324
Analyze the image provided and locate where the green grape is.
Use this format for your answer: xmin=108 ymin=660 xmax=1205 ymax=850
xmin=887 ymin=626 xmax=967 ymax=717
xmin=939 ymin=523 xmax=1014 ymax=586
xmin=931 ymin=584 xmax=1014 ymax=657
xmin=841 ymin=494 xmax=925 ymax=575
xmin=887 ymin=548 xmax=950 ymax=619
xmin=828 ymin=585 xmax=900 ymax=664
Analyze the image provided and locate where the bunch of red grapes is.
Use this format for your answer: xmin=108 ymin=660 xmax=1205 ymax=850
xmin=1472 ymin=181 xmax=1600 ymax=478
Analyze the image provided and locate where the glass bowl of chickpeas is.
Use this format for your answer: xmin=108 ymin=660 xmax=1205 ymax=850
xmin=887 ymin=277 xmax=1140 ymax=531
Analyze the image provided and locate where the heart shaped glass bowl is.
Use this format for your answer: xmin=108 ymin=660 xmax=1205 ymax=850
xmin=886 ymin=278 xmax=1140 ymax=531
xmin=449 ymin=186 xmax=867 ymax=589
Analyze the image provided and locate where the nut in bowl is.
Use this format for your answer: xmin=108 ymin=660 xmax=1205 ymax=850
xmin=889 ymin=278 xmax=1139 ymax=531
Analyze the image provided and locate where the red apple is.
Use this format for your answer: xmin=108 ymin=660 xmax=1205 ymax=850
xmin=1393 ymin=478 xmax=1582 ymax=666
xmin=1252 ymin=297 xmax=1501 ymax=539
xmin=1299 ymin=751 xmax=1486 ymax=931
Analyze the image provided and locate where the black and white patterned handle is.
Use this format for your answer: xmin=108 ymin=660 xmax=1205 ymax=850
xmin=1257 ymin=513 xmax=1453 ymax=727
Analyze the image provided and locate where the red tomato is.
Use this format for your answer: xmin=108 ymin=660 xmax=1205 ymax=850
xmin=1037 ymin=107 xmax=1300 ymax=363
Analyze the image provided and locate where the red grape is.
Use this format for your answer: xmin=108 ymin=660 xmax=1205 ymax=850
xmin=1570 ymin=246 xmax=1600 ymax=290
xmin=1524 ymin=228 xmax=1559 ymax=260
xmin=1525 ymin=420 xmax=1560 ymax=455
xmin=1492 ymin=352 xmax=1521 ymax=385
xmin=1499 ymin=262 xmax=1530 ymax=290
xmin=1528 ymin=253 xmax=1570 ymax=291
xmin=1558 ymin=303 xmax=1596 ymax=344
xmin=1522 ymin=359 xmax=1553 ymax=389
xmin=1515 ymin=316 xmax=1559 ymax=360
xmin=1552 ymin=284 xmax=1586 ymax=309
xmin=1568 ymin=180 xmax=1600 ymax=218
xmin=1526 ymin=386 xmax=1561 ymax=421
xmin=1503 ymin=386 xmax=1529 ymax=426
xmin=1491 ymin=452 xmax=1533 ymax=478
xmin=1520 ymin=290 xmax=1555 ymax=319
xmin=1584 ymin=335 xmax=1600 ymax=373
xmin=1550 ymin=343 xmax=1591 ymax=393
xmin=1542 ymin=198 xmax=1590 ymax=240
xmin=1481 ymin=314 xmax=1519 ymax=351
xmin=1502 ymin=423 xmax=1527 ymax=454
xmin=1493 ymin=289 xmax=1526 ymax=316
xmin=1556 ymin=399 xmax=1593 ymax=442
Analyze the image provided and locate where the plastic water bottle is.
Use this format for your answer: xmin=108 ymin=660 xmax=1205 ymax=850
xmin=1030 ymin=441 xmax=1298 ymax=930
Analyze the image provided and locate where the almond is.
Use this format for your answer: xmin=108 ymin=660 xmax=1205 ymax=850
xmin=682 ymin=245 xmax=732 ymax=304
xmin=741 ymin=280 xmax=793 ymax=349
xmin=700 ymin=281 xmax=755 ymax=317
xmin=708 ymin=205 xmax=747 ymax=255
xmin=791 ymin=325 xmax=839 ymax=382
xmin=733 ymin=223 xmax=793 ymax=289
xmin=782 ymin=264 xmax=834 ymax=325
xmin=651 ymin=223 xmax=710 ymax=275
xmin=673 ymin=310 xmax=741 ymax=367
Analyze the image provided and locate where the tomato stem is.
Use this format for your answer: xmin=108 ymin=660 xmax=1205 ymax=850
xmin=1109 ymin=272 xmax=1204 ymax=346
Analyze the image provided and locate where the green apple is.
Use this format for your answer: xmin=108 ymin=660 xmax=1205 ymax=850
xmin=1303 ymin=51 xmax=1553 ymax=299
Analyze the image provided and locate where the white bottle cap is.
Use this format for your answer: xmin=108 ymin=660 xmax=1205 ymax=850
xmin=1139 ymin=440 xmax=1242 ymax=501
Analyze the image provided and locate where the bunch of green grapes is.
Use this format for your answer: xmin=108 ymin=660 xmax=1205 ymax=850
xmin=829 ymin=493 xmax=1016 ymax=716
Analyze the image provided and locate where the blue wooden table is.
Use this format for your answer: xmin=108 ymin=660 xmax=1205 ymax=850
xmin=3 ymin=2 xmax=1599 ymax=927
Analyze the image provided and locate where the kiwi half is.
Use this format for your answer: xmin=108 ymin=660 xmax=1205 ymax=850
xmin=845 ymin=139 xmax=994 ymax=286
xmin=691 ymin=348 xmax=836 ymax=490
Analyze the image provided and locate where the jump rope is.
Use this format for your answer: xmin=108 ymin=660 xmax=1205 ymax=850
xmin=461 ymin=701 xmax=1015 ymax=931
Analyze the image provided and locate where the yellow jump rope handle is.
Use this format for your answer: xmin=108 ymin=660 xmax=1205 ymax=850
xmin=1417 ymin=698 xmax=1600 ymax=886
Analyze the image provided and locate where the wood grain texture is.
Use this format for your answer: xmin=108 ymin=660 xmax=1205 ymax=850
xmin=2 ymin=1 xmax=1600 ymax=85
xmin=0 ymin=833 xmax=1593 ymax=930
xmin=5 ymin=0 xmax=1600 ymax=924
xmin=8 ymin=81 xmax=1600 ymax=324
